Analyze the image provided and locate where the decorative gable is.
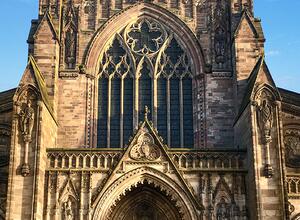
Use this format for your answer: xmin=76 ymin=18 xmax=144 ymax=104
xmin=234 ymin=10 xmax=258 ymax=39
xmin=91 ymin=107 xmax=202 ymax=219
xmin=33 ymin=12 xmax=58 ymax=43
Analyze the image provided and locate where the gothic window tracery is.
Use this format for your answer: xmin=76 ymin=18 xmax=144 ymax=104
xmin=97 ymin=18 xmax=194 ymax=148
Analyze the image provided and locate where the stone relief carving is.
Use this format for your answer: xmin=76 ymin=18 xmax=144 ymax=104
xmin=130 ymin=132 xmax=161 ymax=161
xmin=284 ymin=129 xmax=300 ymax=167
xmin=17 ymin=90 xmax=37 ymax=177
xmin=255 ymin=89 xmax=275 ymax=178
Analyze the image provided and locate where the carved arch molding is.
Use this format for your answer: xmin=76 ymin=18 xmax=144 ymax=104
xmin=92 ymin=167 xmax=199 ymax=220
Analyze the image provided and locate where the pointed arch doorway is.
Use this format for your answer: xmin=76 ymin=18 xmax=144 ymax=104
xmin=110 ymin=182 xmax=182 ymax=220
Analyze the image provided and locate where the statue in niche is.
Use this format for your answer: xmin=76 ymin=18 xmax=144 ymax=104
xmin=216 ymin=198 xmax=230 ymax=220
xmin=63 ymin=198 xmax=74 ymax=220
xmin=19 ymin=100 xmax=34 ymax=141
xmin=256 ymin=90 xmax=274 ymax=177
xmin=65 ymin=28 xmax=77 ymax=69
xmin=214 ymin=27 xmax=226 ymax=64
xmin=258 ymin=99 xmax=273 ymax=138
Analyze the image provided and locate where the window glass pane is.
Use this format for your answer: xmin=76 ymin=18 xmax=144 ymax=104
xmin=97 ymin=77 xmax=108 ymax=148
xmin=183 ymin=77 xmax=194 ymax=148
xmin=170 ymin=78 xmax=180 ymax=148
xmin=110 ymin=77 xmax=121 ymax=148
xmin=157 ymin=77 xmax=167 ymax=142
xmin=123 ymin=76 xmax=133 ymax=145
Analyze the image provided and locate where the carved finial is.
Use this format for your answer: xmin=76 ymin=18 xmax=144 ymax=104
xmin=144 ymin=106 xmax=150 ymax=121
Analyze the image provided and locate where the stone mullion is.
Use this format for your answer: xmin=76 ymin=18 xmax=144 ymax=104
xmin=88 ymin=173 xmax=93 ymax=220
xmin=167 ymin=78 xmax=171 ymax=146
xmin=179 ymin=78 xmax=184 ymax=148
xmin=107 ymin=77 xmax=112 ymax=148
xmin=54 ymin=172 xmax=59 ymax=220
xmin=80 ymin=172 xmax=84 ymax=220
xmin=153 ymin=76 xmax=157 ymax=128
xmin=120 ymin=78 xmax=124 ymax=148
xmin=134 ymin=76 xmax=139 ymax=129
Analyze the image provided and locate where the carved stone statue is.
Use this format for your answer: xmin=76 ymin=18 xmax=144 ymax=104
xmin=215 ymin=27 xmax=226 ymax=64
xmin=63 ymin=199 xmax=74 ymax=220
xmin=216 ymin=199 xmax=230 ymax=220
xmin=258 ymin=99 xmax=273 ymax=138
xmin=65 ymin=28 xmax=77 ymax=69
xmin=256 ymin=91 xmax=274 ymax=178
xmin=19 ymin=100 xmax=35 ymax=141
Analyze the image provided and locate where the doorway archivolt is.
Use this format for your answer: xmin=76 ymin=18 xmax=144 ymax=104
xmin=110 ymin=182 xmax=181 ymax=220
xmin=92 ymin=167 xmax=200 ymax=220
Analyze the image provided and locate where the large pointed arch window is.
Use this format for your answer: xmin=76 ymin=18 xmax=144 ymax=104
xmin=97 ymin=18 xmax=194 ymax=148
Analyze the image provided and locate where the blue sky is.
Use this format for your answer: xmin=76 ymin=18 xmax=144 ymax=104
xmin=0 ymin=0 xmax=299 ymax=93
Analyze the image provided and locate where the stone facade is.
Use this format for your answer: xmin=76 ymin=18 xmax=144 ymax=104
xmin=0 ymin=0 xmax=299 ymax=219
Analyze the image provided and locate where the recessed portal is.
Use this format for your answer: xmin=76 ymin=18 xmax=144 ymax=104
xmin=110 ymin=183 xmax=182 ymax=220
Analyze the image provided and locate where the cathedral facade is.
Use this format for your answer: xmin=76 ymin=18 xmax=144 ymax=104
xmin=0 ymin=0 xmax=299 ymax=219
